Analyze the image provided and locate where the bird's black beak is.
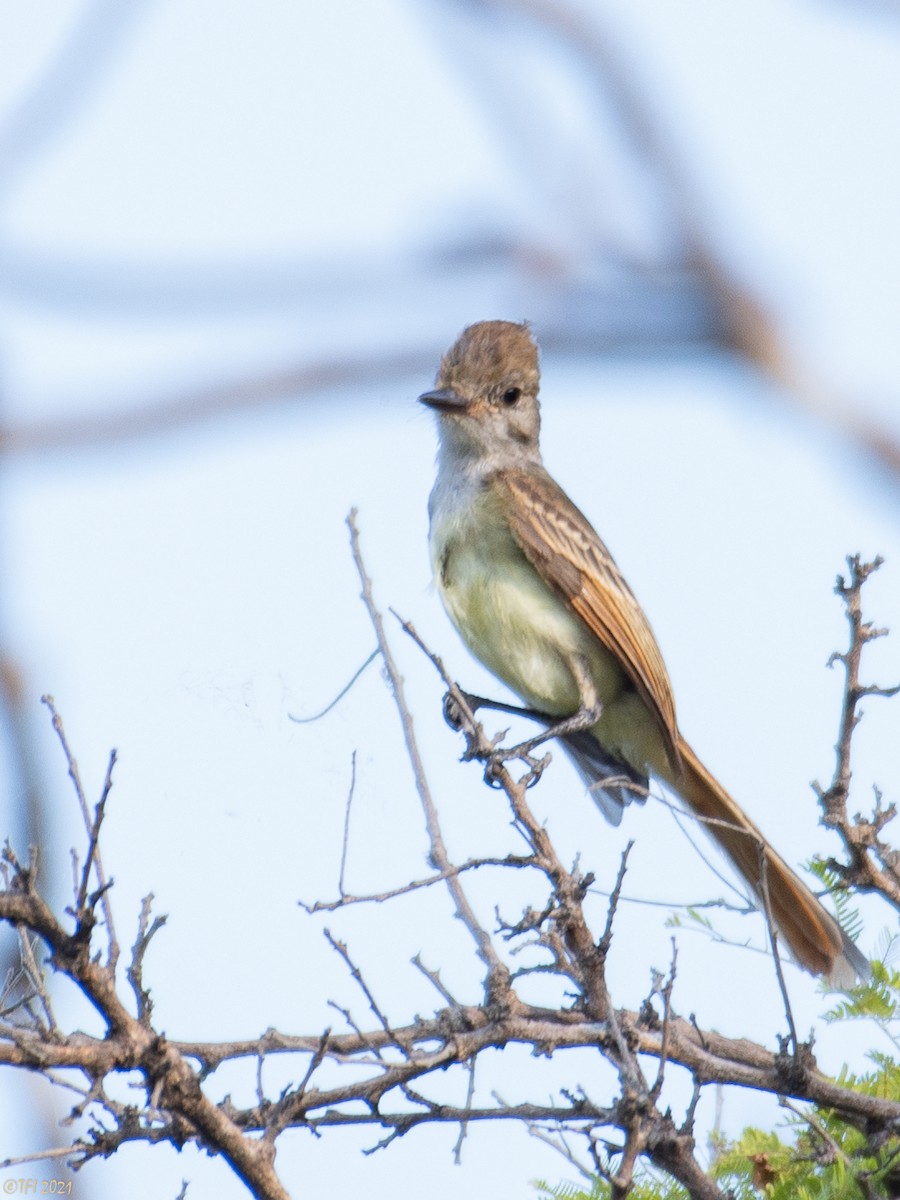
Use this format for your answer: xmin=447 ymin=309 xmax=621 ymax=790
xmin=418 ymin=387 xmax=468 ymax=412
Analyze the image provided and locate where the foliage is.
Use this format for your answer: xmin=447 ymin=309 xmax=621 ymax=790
xmin=535 ymin=1175 xmax=687 ymax=1200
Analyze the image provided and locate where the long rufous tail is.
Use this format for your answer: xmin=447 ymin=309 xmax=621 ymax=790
xmin=671 ymin=740 xmax=867 ymax=985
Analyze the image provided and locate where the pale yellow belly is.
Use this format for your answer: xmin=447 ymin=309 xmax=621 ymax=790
xmin=435 ymin=526 xmax=626 ymax=718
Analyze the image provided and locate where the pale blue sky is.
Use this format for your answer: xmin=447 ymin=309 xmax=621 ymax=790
xmin=0 ymin=3 xmax=898 ymax=1198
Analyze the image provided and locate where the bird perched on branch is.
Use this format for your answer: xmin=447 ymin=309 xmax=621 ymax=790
xmin=420 ymin=319 xmax=866 ymax=986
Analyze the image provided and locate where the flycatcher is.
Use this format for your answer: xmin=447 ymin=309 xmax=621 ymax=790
xmin=420 ymin=319 xmax=866 ymax=985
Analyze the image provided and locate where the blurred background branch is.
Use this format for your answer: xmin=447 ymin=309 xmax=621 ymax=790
xmin=0 ymin=2 xmax=895 ymax=473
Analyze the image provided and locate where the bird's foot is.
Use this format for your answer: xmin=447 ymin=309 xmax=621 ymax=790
xmin=512 ymin=703 xmax=603 ymax=755
xmin=484 ymin=746 xmax=551 ymax=790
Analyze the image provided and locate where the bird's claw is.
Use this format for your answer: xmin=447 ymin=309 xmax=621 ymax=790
xmin=443 ymin=688 xmax=484 ymax=731
xmin=523 ymin=754 xmax=550 ymax=787
xmin=483 ymin=757 xmax=506 ymax=788
xmin=443 ymin=692 xmax=465 ymax=731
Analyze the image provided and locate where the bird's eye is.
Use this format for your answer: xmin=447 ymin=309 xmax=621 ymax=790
xmin=502 ymin=387 xmax=521 ymax=406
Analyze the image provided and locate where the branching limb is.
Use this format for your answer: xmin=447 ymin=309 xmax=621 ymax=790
xmin=392 ymin=591 xmax=725 ymax=1191
xmin=1 ymin=548 xmax=896 ymax=1199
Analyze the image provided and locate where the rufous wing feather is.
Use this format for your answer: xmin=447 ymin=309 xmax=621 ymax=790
xmin=498 ymin=466 xmax=680 ymax=768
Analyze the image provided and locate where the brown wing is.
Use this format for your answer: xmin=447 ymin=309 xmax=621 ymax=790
xmin=497 ymin=466 xmax=681 ymax=767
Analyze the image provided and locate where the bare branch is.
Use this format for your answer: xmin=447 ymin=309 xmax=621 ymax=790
xmin=347 ymin=511 xmax=512 ymax=1000
xmin=288 ymin=649 xmax=379 ymax=724
xmin=756 ymin=844 xmax=800 ymax=1059
xmin=323 ymin=928 xmax=405 ymax=1054
xmin=301 ymin=853 xmax=537 ymax=914
xmin=127 ymin=894 xmax=167 ymax=1025
xmin=814 ymin=556 xmax=900 ymax=906
xmin=41 ymin=696 xmax=119 ymax=965
xmin=338 ymin=750 xmax=357 ymax=898
xmin=599 ymin=843 xmax=633 ymax=956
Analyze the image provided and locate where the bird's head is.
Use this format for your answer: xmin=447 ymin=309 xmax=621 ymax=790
xmin=419 ymin=320 xmax=542 ymax=465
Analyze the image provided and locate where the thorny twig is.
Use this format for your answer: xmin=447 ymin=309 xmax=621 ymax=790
xmin=815 ymin=556 xmax=900 ymax=907
xmin=599 ymin=843 xmax=634 ymax=955
xmin=42 ymin=695 xmax=119 ymax=968
xmin=323 ymin=928 xmax=406 ymax=1054
xmin=300 ymin=853 xmax=537 ymax=914
xmin=127 ymin=894 xmax=167 ymax=1025
xmin=649 ymin=941 xmax=678 ymax=1102
xmin=756 ymin=845 xmax=800 ymax=1060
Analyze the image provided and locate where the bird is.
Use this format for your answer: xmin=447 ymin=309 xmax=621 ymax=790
xmin=419 ymin=318 xmax=867 ymax=986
